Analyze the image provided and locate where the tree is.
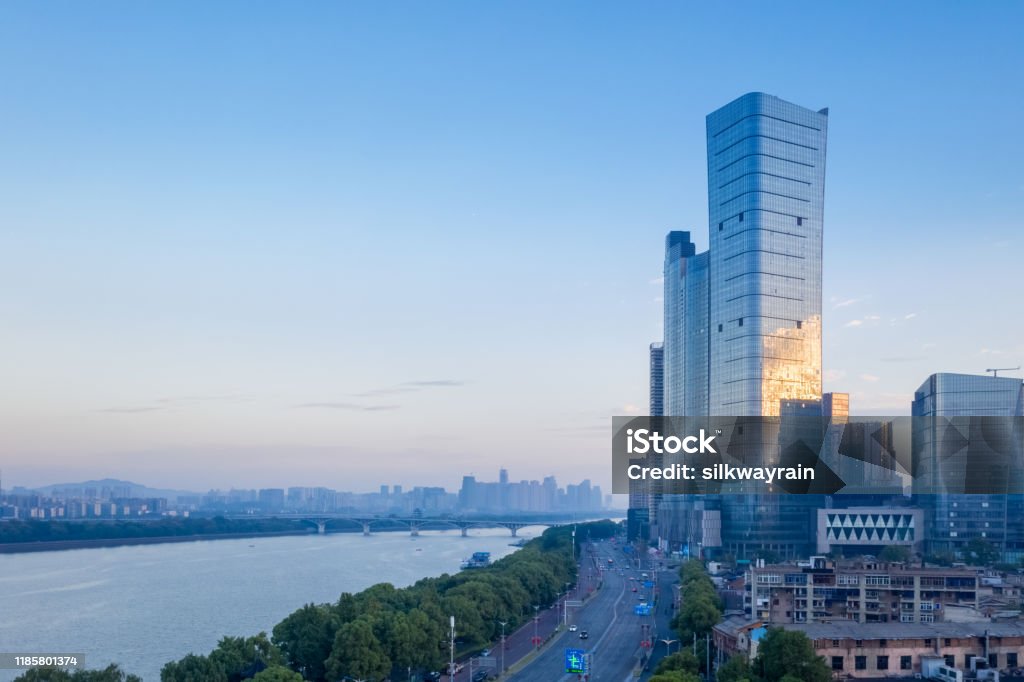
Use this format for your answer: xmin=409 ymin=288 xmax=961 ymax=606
xmin=965 ymin=538 xmax=1000 ymax=566
xmin=272 ymin=603 xmax=338 ymax=681
xmin=878 ymin=546 xmax=910 ymax=563
xmin=15 ymin=666 xmax=141 ymax=682
xmin=751 ymin=628 xmax=830 ymax=682
xmin=715 ymin=655 xmax=752 ymax=682
xmin=656 ymin=650 xmax=699 ymax=675
xmin=161 ymin=654 xmax=228 ymax=682
xmin=251 ymin=666 xmax=303 ymax=682
xmin=649 ymin=671 xmax=700 ymax=682
xmin=325 ymin=618 xmax=391 ymax=682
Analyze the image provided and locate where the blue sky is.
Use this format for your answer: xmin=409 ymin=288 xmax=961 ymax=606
xmin=1 ymin=1 xmax=1022 ymax=492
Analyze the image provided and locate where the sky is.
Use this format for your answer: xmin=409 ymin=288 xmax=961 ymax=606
xmin=1 ymin=1 xmax=1022 ymax=493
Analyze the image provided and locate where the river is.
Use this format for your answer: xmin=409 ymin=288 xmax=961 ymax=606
xmin=0 ymin=527 xmax=542 ymax=681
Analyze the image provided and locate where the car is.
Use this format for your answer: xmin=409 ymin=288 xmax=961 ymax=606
xmin=472 ymin=671 xmax=492 ymax=682
xmin=423 ymin=673 xmax=441 ymax=682
xmin=480 ymin=649 xmax=491 ymax=657
xmin=632 ymin=587 xmax=637 ymax=592
xmin=568 ymin=624 xmax=578 ymax=632
xmin=579 ymin=631 xmax=589 ymax=640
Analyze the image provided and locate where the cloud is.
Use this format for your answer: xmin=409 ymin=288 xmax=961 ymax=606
xmin=824 ymin=369 xmax=847 ymax=382
xmin=649 ymin=277 xmax=664 ymax=286
xmin=620 ymin=404 xmax=642 ymax=415
xmin=859 ymin=374 xmax=881 ymax=383
xmin=904 ymin=313 xmax=917 ymax=320
xmin=832 ymin=297 xmax=861 ymax=309
xmin=353 ymin=380 xmax=464 ymax=397
xmin=844 ymin=320 xmax=863 ymax=328
xmin=96 ymin=407 xmax=164 ymax=414
xmin=295 ymin=402 xmax=400 ymax=411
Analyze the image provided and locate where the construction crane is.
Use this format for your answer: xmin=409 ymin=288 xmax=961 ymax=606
xmin=985 ymin=366 xmax=1020 ymax=378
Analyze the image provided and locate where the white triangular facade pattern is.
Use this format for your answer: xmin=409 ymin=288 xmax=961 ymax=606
xmin=825 ymin=513 xmax=916 ymax=545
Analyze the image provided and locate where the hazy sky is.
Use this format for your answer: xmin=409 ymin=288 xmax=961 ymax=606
xmin=2 ymin=1 xmax=1022 ymax=493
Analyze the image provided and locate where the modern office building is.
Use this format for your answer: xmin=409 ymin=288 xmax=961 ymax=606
xmin=912 ymin=372 xmax=1024 ymax=561
xmin=649 ymin=342 xmax=664 ymax=417
xmin=650 ymin=93 xmax=831 ymax=558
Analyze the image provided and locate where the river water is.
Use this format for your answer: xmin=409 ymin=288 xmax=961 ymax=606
xmin=0 ymin=528 xmax=541 ymax=681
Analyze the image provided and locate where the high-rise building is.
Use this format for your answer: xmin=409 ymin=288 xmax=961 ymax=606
xmin=658 ymin=93 xmax=830 ymax=559
xmin=649 ymin=343 xmax=664 ymax=417
xmin=707 ymin=92 xmax=827 ymax=417
xmin=912 ymin=372 xmax=1024 ymax=561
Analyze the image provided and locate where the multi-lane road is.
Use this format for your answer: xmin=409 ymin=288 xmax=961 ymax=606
xmin=507 ymin=540 xmax=670 ymax=682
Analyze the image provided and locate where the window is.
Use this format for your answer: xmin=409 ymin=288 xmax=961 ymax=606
xmin=738 ymin=318 xmax=743 ymax=327
xmin=901 ymin=656 xmax=912 ymax=670
xmin=719 ymin=222 xmax=723 ymax=231
xmin=877 ymin=656 xmax=888 ymax=671
xmin=797 ymin=217 xmax=803 ymax=226
xmin=855 ymin=656 xmax=866 ymax=670
xmin=831 ymin=657 xmax=844 ymax=671
xmin=879 ymin=639 xmax=887 ymax=648
xmin=944 ymin=655 xmax=954 ymax=667
xmin=738 ymin=212 xmax=744 ymax=222
xmin=1008 ymin=653 xmax=1018 ymax=668
xmin=831 ymin=640 xmax=840 ymax=648
xmin=718 ymin=324 xmax=723 ymax=332
xmin=855 ymin=640 xmax=863 ymax=648
xmin=924 ymin=639 xmax=933 ymax=647
xmin=796 ymin=320 xmax=802 ymax=329
xmin=944 ymin=639 xmax=951 ymax=647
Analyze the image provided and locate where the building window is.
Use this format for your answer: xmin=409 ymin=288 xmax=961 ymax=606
xmin=877 ymin=656 xmax=888 ymax=671
xmin=944 ymin=655 xmax=954 ymax=667
xmin=738 ymin=317 xmax=743 ymax=327
xmin=855 ymin=656 xmax=866 ymax=670
xmin=831 ymin=657 xmax=844 ymax=671
xmin=1008 ymin=653 xmax=1018 ymax=668
xmin=879 ymin=639 xmax=887 ymax=648
xmin=901 ymin=656 xmax=912 ymax=670
xmin=831 ymin=640 xmax=840 ymax=648
xmin=718 ymin=324 xmax=723 ymax=332
xmin=797 ymin=217 xmax=803 ymax=226
xmin=796 ymin=320 xmax=802 ymax=329
xmin=944 ymin=639 xmax=951 ymax=647
xmin=738 ymin=212 xmax=744 ymax=222
xmin=719 ymin=222 xmax=723 ymax=231
xmin=855 ymin=640 xmax=863 ymax=648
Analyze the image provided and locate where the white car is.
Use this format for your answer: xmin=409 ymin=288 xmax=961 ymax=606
xmin=568 ymin=624 xmax=578 ymax=632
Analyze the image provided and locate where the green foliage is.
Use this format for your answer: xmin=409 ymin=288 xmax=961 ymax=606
xmin=325 ymin=618 xmax=391 ymax=682
xmin=878 ymin=545 xmax=910 ymax=563
xmin=160 ymin=654 xmax=228 ymax=682
xmin=272 ymin=604 xmax=338 ymax=681
xmin=649 ymin=671 xmax=700 ymax=682
xmin=655 ymin=650 xmax=698 ymax=675
xmin=251 ymin=667 xmax=303 ymax=682
xmin=751 ymin=628 xmax=831 ymax=682
xmin=925 ymin=551 xmax=955 ymax=566
xmin=964 ymin=537 xmax=1000 ymax=566
xmin=15 ymin=665 xmax=141 ymax=682
xmin=714 ymin=654 xmax=752 ymax=682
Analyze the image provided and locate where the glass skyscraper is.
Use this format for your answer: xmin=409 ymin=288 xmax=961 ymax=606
xmin=707 ymin=93 xmax=828 ymax=416
xmin=912 ymin=372 xmax=1024 ymax=560
xmin=657 ymin=93 xmax=830 ymax=559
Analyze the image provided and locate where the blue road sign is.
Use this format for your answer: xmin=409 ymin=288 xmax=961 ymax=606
xmin=634 ymin=604 xmax=652 ymax=616
xmin=565 ymin=648 xmax=585 ymax=674
xmin=643 ymin=580 xmax=655 ymax=588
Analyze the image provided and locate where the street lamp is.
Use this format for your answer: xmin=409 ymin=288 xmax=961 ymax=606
xmin=660 ymin=638 xmax=679 ymax=656
xmin=532 ymin=605 xmax=541 ymax=649
xmin=497 ymin=620 xmax=508 ymax=677
xmin=449 ymin=615 xmax=456 ymax=682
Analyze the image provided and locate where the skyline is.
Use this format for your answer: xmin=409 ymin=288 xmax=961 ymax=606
xmin=2 ymin=2 xmax=1023 ymax=491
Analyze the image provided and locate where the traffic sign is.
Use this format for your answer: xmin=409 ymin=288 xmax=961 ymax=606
xmin=565 ymin=648 xmax=586 ymax=674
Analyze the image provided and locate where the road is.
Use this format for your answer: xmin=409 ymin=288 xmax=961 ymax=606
xmin=507 ymin=540 xmax=656 ymax=682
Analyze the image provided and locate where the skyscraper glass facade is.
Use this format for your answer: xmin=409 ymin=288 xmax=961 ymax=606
xmin=912 ymin=373 xmax=1024 ymax=560
xmin=707 ymin=93 xmax=827 ymax=417
xmin=649 ymin=342 xmax=664 ymax=417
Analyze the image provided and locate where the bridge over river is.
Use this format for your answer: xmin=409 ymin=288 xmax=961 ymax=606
xmin=224 ymin=513 xmax=572 ymax=536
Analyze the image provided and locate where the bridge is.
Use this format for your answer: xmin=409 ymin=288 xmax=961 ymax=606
xmin=225 ymin=513 xmax=571 ymax=537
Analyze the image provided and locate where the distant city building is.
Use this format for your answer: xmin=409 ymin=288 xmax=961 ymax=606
xmin=912 ymin=372 xmax=1024 ymax=561
xmin=649 ymin=342 xmax=664 ymax=417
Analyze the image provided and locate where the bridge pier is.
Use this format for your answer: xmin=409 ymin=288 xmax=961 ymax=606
xmin=510 ymin=526 xmax=518 ymax=537
xmin=362 ymin=522 xmax=371 ymax=536
xmin=315 ymin=521 xmax=327 ymax=535
xmin=410 ymin=525 xmax=420 ymax=537
xmin=461 ymin=527 xmax=468 ymax=537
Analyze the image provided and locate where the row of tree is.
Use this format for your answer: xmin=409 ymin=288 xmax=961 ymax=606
xmin=0 ymin=517 xmax=309 ymax=544
xmin=155 ymin=520 xmax=616 ymax=682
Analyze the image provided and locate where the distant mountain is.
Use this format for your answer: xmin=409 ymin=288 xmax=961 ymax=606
xmin=28 ymin=478 xmax=200 ymax=501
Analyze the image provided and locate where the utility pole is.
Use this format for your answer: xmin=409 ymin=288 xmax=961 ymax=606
xmin=449 ymin=616 xmax=455 ymax=682
xmin=498 ymin=620 xmax=507 ymax=678
xmin=706 ymin=632 xmax=710 ymax=680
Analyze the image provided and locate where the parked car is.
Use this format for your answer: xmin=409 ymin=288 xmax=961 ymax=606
xmin=423 ymin=673 xmax=441 ymax=682
xmin=472 ymin=670 xmax=492 ymax=682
